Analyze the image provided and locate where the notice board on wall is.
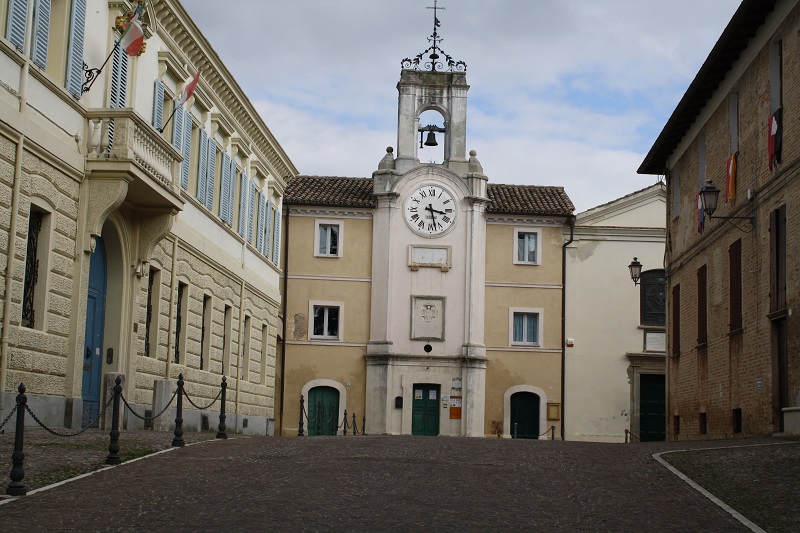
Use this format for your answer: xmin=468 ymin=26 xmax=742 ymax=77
xmin=450 ymin=396 xmax=462 ymax=419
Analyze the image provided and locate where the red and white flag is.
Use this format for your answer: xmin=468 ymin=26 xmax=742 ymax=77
xmin=119 ymin=11 xmax=144 ymax=57
xmin=176 ymin=71 xmax=201 ymax=107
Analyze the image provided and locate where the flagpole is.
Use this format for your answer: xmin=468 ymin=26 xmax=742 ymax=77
xmin=81 ymin=42 xmax=119 ymax=94
xmin=159 ymin=103 xmax=179 ymax=134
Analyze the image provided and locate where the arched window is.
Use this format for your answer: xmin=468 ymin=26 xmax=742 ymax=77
xmin=640 ymin=269 xmax=666 ymax=327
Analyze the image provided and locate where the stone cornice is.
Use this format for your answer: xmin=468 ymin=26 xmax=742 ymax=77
xmin=288 ymin=206 xmax=373 ymax=219
xmin=486 ymin=216 xmax=566 ymax=227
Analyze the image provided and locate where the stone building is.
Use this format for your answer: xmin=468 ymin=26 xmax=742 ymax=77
xmin=639 ymin=0 xmax=800 ymax=438
xmin=0 ymin=0 xmax=295 ymax=434
xmin=277 ymin=18 xmax=574 ymax=438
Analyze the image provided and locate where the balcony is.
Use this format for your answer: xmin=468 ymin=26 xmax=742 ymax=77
xmin=85 ymin=108 xmax=185 ymax=212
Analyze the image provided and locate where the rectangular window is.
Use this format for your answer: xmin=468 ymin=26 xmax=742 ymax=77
xmin=699 ymin=412 xmax=707 ymax=435
xmin=513 ymin=228 xmax=541 ymax=265
xmin=671 ymin=168 xmax=680 ymax=220
xmin=260 ymin=324 xmax=269 ymax=385
xmin=311 ymin=304 xmax=341 ymax=340
xmin=697 ymin=265 xmax=707 ymax=346
xmin=509 ymin=307 xmax=543 ymax=346
xmin=145 ymin=267 xmax=162 ymax=357
xmin=672 ymin=284 xmax=681 ymax=356
xmin=175 ymin=282 xmax=188 ymax=364
xmin=729 ymin=93 xmax=739 ymax=154
xmin=315 ymin=221 xmax=341 ymax=257
xmin=729 ymin=239 xmax=742 ymax=332
xmin=640 ymin=270 xmax=666 ymax=327
xmin=22 ymin=209 xmax=45 ymax=329
xmin=770 ymin=39 xmax=782 ymax=112
xmin=769 ymin=205 xmax=786 ymax=313
xmin=200 ymin=294 xmax=212 ymax=370
xmin=674 ymin=415 xmax=681 ymax=436
xmin=222 ymin=305 xmax=232 ymax=376
xmin=732 ymin=408 xmax=742 ymax=434
xmin=241 ymin=315 xmax=251 ymax=381
xmin=697 ymin=133 xmax=706 ymax=190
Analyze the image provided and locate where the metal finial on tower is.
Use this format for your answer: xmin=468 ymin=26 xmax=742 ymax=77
xmin=401 ymin=0 xmax=466 ymax=72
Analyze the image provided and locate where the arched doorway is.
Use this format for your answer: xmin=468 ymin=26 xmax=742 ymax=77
xmin=510 ymin=392 xmax=540 ymax=439
xmin=307 ymin=386 xmax=340 ymax=436
xmin=82 ymin=236 xmax=107 ymax=427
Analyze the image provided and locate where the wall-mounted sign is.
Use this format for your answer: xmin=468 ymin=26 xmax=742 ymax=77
xmin=547 ymin=403 xmax=561 ymax=421
xmin=452 ymin=378 xmax=462 ymax=390
xmin=415 ymin=389 xmax=423 ymax=400
xmin=450 ymin=396 xmax=462 ymax=419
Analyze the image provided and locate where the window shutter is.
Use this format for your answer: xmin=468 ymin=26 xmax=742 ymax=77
xmin=263 ymin=202 xmax=272 ymax=257
xmin=152 ymin=79 xmax=165 ymax=130
xmin=672 ymin=284 xmax=681 ymax=356
xmin=7 ymin=0 xmax=28 ymax=52
xmin=227 ymin=164 xmax=236 ymax=225
xmin=31 ymin=0 xmax=51 ymax=69
xmin=697 ymin=265 xmax=707 ymax=345
xmin=219 ymin=152 xmax=232 ymax=221
xmin=256 ymin=192 xmax=265 ymax=252
xmin=206 ymin=138 xmax=217 ymax=212
xmin=181 ymin=110 xmax=192 ymax=190
xmin=272 ymin=209 xmax=281 ymax=266
xmin=65 ymin=0 xmax=86 ymax=98
xmin=247 ymin=181 xmax=256 ymax=244
xmin=196 ymin=129 xmax=208 ymax=204
xmin=729 ymin=239 xmax=742 ymax=331
xmin=107 ymin=43 xmax=128 ymax=150
xmin=238 ymin=173 xmax=248 ymax=238
xmin=171 ymin=104 xmax=183 ymax=151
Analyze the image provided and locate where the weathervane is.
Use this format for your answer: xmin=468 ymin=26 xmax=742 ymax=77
xmin=401 ymin=0 xmax=466 ymax=72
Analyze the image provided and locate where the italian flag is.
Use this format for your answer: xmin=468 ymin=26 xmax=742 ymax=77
xmin=176 ymin=71 xmax=202 ymax=107
xmin=119 ymin=11 xmax=144 ymax=57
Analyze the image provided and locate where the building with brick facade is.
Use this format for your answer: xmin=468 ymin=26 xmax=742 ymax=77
xmin=0 ymin=0 xmax=295 ymax=434
xmin=639 ymin=0 xmax=800 ymax=438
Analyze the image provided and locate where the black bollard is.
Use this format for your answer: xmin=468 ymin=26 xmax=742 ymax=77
xmin=352 ymin=412 xmax=357 ymax=435
xmin=551 ymin=425 xmax=556 ymax=440
xmin=362 ymin=415 xmax=366 ymax=436
xmin=106 ymin=376 xmax=123 ymax=464
xmin=216 ymin=376 xmax=227 ymax=439
xmin=343 ymin=408 xmax=347 ymax=436
xmin=7 ymin=384 xmax=27 ymax=496
xmin=298 ymin=395 xmax=305 ymax=437
xmin=172 ymin=373 xmax=185 ymax=447
xmin=513 ymin=422 xmax=518 ymax=439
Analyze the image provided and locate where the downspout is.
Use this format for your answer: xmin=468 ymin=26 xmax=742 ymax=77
xmin=0 ymin=135 xmax=25 ymax=410
xmin=234 ymin=278 xmax=245 ymax=434
xmin=278 ymin=204 xmax=289 ymax=436
xmin=560 ymin=214 xmax=576 ymax=441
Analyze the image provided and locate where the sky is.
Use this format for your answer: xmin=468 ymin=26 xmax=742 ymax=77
xmin=182 ymin=1 xmax=742 ymax=213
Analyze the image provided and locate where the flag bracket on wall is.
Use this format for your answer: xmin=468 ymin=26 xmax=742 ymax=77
xmin=81 ymin=4 xmax=146 ymax=94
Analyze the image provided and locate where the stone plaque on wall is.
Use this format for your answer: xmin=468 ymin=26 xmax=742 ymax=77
xmin=411 ymin=296 xmax=445 ymax=340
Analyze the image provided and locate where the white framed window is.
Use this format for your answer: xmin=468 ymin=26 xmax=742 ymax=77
xmin=309 ymin=301 xmax=343 ymax=341
xmin=509 ymin=307 xmax=543 ymax=346
xmin=314 ymin=220 xmax=342 ymax=257
xmin=513 ymin=228 xmax=542 ymax=265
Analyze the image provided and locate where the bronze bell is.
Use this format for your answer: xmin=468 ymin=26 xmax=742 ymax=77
xmin=424 ymin=131 xmax=438 ymax=147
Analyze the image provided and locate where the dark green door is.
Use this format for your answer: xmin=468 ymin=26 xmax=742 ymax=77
xmin=412 ymin=384 xmax=440 ymax=436
xmin=640 ymin=374 xmax=666 ymax=441
xmin=307 ymin=386 xmax=339 ymax=436
xmin=510 ymin=392 xmax=540 ymax=439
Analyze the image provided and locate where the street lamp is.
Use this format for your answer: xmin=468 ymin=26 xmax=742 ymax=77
xmin=628 ymin=257 xmax=643 ymax=285
xmin=699 ymin=179 xmax=755 ymax=226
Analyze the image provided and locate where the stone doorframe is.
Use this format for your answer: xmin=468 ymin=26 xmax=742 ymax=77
xmin=503 ymin=385 xmax=548 ymax=439
xmin=301 ymin=379 xmax=347 ymax=435
xmin=626 ymin=352 xmax=666 ymax=439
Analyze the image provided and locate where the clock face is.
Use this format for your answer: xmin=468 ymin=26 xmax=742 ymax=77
xmin=404 ymin=184 xmax=457 ymax=236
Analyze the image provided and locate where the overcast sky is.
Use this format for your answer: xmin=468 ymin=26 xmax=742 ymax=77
xmin=182 ymin=1 xmax=741 ymax=213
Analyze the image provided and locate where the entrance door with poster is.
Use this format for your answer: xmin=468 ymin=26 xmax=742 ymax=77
xmin=412 ymin=384 xmax=440 ymax=436
xmin=82 ymin=237 xmax=107 ymax=427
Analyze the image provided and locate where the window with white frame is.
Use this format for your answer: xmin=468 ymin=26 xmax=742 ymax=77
xmin=314 ymin=220 xmax=342 ymax=257
xmin=509 ymin=308 xmax=543 ymax=346
xmin=309 ymin=301 xmax=343 ymax=340
xmin=513 ymin=228 xmax=541 ymax=265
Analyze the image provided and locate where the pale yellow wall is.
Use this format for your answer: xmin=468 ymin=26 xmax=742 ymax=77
xmin=285 ymin=278 xmax=371 ymax=343
xmin=484 ymin=286 xmax=562 ymax=349
xmin=287 ymin=215 xmax=372 ymax=278
xmin=485 ymin=224 xmax=564 ymax=284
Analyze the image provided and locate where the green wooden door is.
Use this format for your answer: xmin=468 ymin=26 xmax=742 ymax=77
xmin=639 ymin=374 xmax=666 ymax=442
xmin=307 ymin=386 xmax=339 ymax=436
xmin=411 ymin=384 xmax=440 ymax=436
xmin=510 ymin=392 xmax=540 ymax=439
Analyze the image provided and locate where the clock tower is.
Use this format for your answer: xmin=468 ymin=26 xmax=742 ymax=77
xmin=365 ymin=4 xmax=490 ymax=436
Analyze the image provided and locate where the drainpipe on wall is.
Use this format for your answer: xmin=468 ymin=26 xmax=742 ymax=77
xmin=0 ymin=134 xmax=25 ymax=410
xmin=560 ymin=214 xmax=576 ymax=441
xmin=278 ymin=203 xmax=289 ymax=436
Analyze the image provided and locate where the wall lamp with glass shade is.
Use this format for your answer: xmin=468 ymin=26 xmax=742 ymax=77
xmin=699 ymin=179 xmax=755 ymax=228
xmin=628 ymin=257 xmax=643 ymax=285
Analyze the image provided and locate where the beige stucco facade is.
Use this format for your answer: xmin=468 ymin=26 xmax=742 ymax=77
xmin=0 ymin=0 xmax=296 ymax=435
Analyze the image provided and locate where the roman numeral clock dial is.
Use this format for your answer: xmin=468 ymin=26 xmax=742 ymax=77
xmin=404 ymin=184 xmax=457 ymax=237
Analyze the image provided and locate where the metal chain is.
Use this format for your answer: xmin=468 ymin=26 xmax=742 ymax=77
xmin=0 ymin=404 xmax=18 ymax=431
xmin=538 ymin=425 xmax=555 ymax=437
xmin=24 ymin=394 xmax=114 ymax=437
xmin=120 ymin=389 xmax=177 ymax=421
xmin=183 ymin=388 xmax=222 ymax=411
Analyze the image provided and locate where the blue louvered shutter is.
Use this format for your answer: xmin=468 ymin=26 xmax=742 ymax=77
xmin=65 ymin=0 xmax=86 ymax=98
xmin=30 ymin=0 xmax=51 ymax=69
xmin=181 ymin=110 xmax=192 ymax=190
xmin=256 ymin=192 xmax=265 ymax=252
xmin=247 ymin=181 xmax=256 ymax=244
xmin=219 ymin=152 xmax=231 ymax=220
xmin=227 ymin=164 xmax=236 ymax=225
xmin=7 ymin=0 xmax=28 ymax=52
xmin=238 ymin=173 xmax=248 ymax=238
xmin=107 ymin=43 xmax=128 ymax=150
xmin=272 ymin=209 xmax=281 ymax=266
xmin=196 ymin=129 xmax=208 ymax=204
xmin=171 ymin=105 xmax=183 ymax=151
xmin=205 ymin=138 xmax=216 ymax=211
xmin=264 ymin=202 xmax=272 ymax=257
xmin=152 ymin=80 xmax=165 ymax=130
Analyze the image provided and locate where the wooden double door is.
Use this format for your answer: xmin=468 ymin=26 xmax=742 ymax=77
xmin=412 ymin=384 xmax=440 ymax=436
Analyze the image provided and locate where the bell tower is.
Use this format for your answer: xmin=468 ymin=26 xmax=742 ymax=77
xmin=394 ymin=3 xmax=470 ymax=177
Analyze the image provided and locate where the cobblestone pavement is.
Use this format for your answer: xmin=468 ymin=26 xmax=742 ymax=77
xmin=0 ymin=434 xmax=791 ymax=532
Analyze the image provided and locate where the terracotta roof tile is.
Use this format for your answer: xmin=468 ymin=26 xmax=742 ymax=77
xmin=285 ymin=176 xmax=574 ymax=216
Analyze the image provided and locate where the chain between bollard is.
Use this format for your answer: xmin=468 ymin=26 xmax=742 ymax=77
xmin=0 ymin=404 xmax=18 ymax=432
xmin=121 ymin=389 xmax=177 ymax=422
xmin=183 ymin=388 xmax=222 ymax=411
xmin=24 ymin=394 xmax=114 ymax=437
